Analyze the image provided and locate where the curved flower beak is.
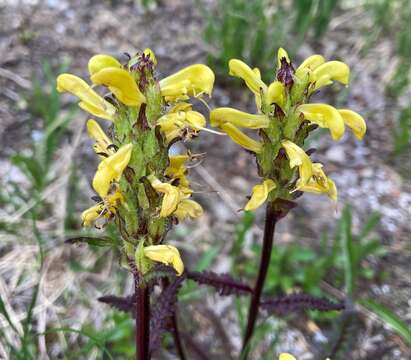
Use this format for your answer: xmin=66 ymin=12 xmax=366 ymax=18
xmin=87 ymin=119 xmax=114 ymax=157
xmin=148 ymin=176 xmax=180 ymax=217
xmin=91 ymin=68 xmax=146 ymax=106
xmin=210 ymin=108 xmax=268 ymax=129
xmin=56 ymin=74 xmax=116 ymax=121
xmin=244 ymin=179 xmax=276 ymax=211
xmin=220 ymin=123 xmax=263 ymax=153
xmin=299 ymin=163 xmax=338 ymax=200
xmin=92 ymin=143 xmax=133 ymax=197
xmin=295 ymin=54 xmax=325 ymax=80
xmin=297 ymin=103 xmax=345 ymax=141
xmin=228 ymin=59 xmax=267 ymax=96
xmin=312 ymin=61 xmax=350 ymax=90
xmin=174 ymin=199 xmax=203 ymax=221
xmin=88 ymin=54 xmax=121 ymax=76
xmin=159 ymin=64 xmax=215 ymax=102
xmin=338 ymin=109 xmax=366 ymax=140
xmin=281 ymin=140 xmax=313 ymax=188
xmin=143 ymin=245 xmax=184 ymax=276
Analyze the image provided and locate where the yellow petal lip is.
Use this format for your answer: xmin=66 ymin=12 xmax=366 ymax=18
xmin=266 ymin=81 xmax=285 ymax=107
xmin=81 ymin=204 xmax=103 ymax=226
xmin=56 ymin=74 xmax=116 ymax=120
xmin=159 ymin=64 xmax=215 ymax=100
xmin=244 ymin=179 xmax=276 ymax=211
xmin=174 ymin=199 xmax=203 ymax=221
xmin=210 ymin=107 xmax=268 ymax=129
xmin=281 ymin=140 xmax=313 ymax=187
xmin=88 ymin=54 xmax=121 ymax=76
xmin=295 ymin=54 xmax=325 ymax=77
xmin=338 ymin=109 xmax=366 ymax=140
xmin=313 ymin=60 xmax=350 ymax=89
xmin=298 ymin=163 xmax=338 ymax=200
xmin=91 ymin=67 xmax=146 ymax=106
xmin=86 ymin=119 xmax=114 ymax=156
xmin=279 ymin=353 xmax=296 ymax=360
xmin=220 ymin=123 xmax=263 ymax=153
xmin=148 ymin=176 xmax=180 ymax=217
xmin=143 ymin=245 xmax=184 ymax=276
xmin=297 ymin=103 xmax=345 ymax=141
xmin=277 ymin=47 xmax=290 ymax=67
xmin=92 ymin=143 xmax=133 ymax=197
xmin=228 ymin=59 xmax=267 ymax=95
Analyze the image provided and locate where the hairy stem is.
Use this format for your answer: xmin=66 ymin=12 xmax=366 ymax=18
xmin=241 ymin=201 xmax=278 ymax=357
xmin=134 ymin=272 xmax=150 ymax=360
xmin=171 ymin=312 xmax=187 ymax=360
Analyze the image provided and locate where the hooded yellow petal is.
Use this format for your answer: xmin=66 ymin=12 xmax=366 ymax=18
xmin=174 ymin=199 xmax=203 ymax=221
xmin=210 ymin=108 xmax=268 ymax=129
xmin=220 ymin=123 xmax=263 ymax=153
xmin=158 ymin=110 xmax=205 ymax=143
xmin=56 ymin=74 xmax=116 ymax=120
xmin=244 ymin=179 xmax=276 ymax=211
xmin=277 ymin=48 xmax=291 ymax=68
xmin=281 ymin=140 xmax=313 ymax=187
xmin=312 ymin=61 xmax=350 ymax=90
xmin=297 ymin=103 xmax=345 ymax=141
xmin=228 ymin=59 xmax=267 ymax=96
xmin=159 ymin=64 xmax=215 ymax=101
xmin=91 ymin=67 xmax=146 ymax=106
xmin=86 ymin=119 xmax=114 ymax=156
xmin=279 ymin=354 xmax=296 ymax=360
xmin=144 ymin=245 xmax=184 ymax=275
xmin=338 ymin=109 xmax=366 ymax=140
xmin=92 ymin=143 xmax=132 ymax=197
xmin=295 ymin=54 xmax=325 ymax=80
xmin=88 ymin=54 xmax=121 ymax=76
xmin=266 ymin=81 xmax=285 ymax=107
xmin=81 ymin=204 xmax=104 ymax=226
xmin=148 ymin=176 xmax=180 ymax=217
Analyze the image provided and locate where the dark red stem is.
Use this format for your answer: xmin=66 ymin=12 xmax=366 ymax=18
xmin=171 ymin=312 xmax=187 ymax=360
xmin=241 ymin=201 xmax=278 ymax=357
xmin=134 ymin=272 xmax=150 ymax=360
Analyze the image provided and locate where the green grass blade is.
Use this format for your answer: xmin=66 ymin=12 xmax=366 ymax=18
xmin=340 ymin=206 xmax=355 ymax=298
xmin=361 ymin=299 xmax=411 ymax=347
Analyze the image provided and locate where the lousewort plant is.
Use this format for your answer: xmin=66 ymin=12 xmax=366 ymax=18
xmin=57 ymin=47 xmax=363 ymax=359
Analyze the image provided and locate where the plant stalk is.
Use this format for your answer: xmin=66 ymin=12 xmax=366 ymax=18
xmin=241 ymin=201 xmax=278 ymax=357
xmin=171 ymin=312 xmax=187 ymax=360
xmin=134 ymin=272 xmax=150 ymax=360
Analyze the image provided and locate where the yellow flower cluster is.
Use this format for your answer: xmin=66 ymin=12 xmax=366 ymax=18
xmin=211 ymin=48 xmax=366 ymax=211
xmin=57 ymin=49 xmax=214 ymax=276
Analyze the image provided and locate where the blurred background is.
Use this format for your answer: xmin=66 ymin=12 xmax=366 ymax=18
xmin=0 ymin=0 xmax=410 ymax=359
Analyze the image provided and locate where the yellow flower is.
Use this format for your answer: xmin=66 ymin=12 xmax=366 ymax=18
xmin=143 ymin=48 xmax=157 ymax=66
xmin=338 ymin=109 xmax=366 ymax=140
xmin=244 ymin=179 xmax=276 ymax=211
xmin=92 ymin=143 xmax=133 ymax=198
xmin=210 ymin=107 xmax=269 ymax=129
xmin=86 ymin=119 xmax=115 ymax=158
xmin=166 ymin=154 xmax=191 ymax=190
xmin=279 ymin=353 xmax=296 ymax=360
xmin=174 ymin=199 xmax=203 ymax=221
xmin=297 ymin=103 xmax=345 ymax=141
xmin=281 ymin=140 xmax=313 ymax=188
xmin=88 ymin=54 xmax=121 ymax=76
xmin=228 ymin=59 xmax=285 ymax=111
xmin=295 ymin=54 xmax=325 ymax=80
xmin=159 ymin=64 xmax=215 ymax=102
xmin=277 ymin=47 xmax=291 ymax=67
xmin=56 ymin=74 xmax=116 ymax=121
xmin=299 ymin=163 xmax=337 ymax=200
xmin=91 ymin=67 xmax=146 ymax=106
xmin=312 ymin=60 xmax=350 ymax=90
xmin=158 ymin=103 xmax=206 ymax=143
xmin=220 ymin=123 xmax=263 ymax=153
xmin=143 ymin=245 xmax=184 ymax=275
xmin=148 ymin=175 xmax=181 ymax=217
xmin=81 ymin=190 xmax=123 ymax=226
